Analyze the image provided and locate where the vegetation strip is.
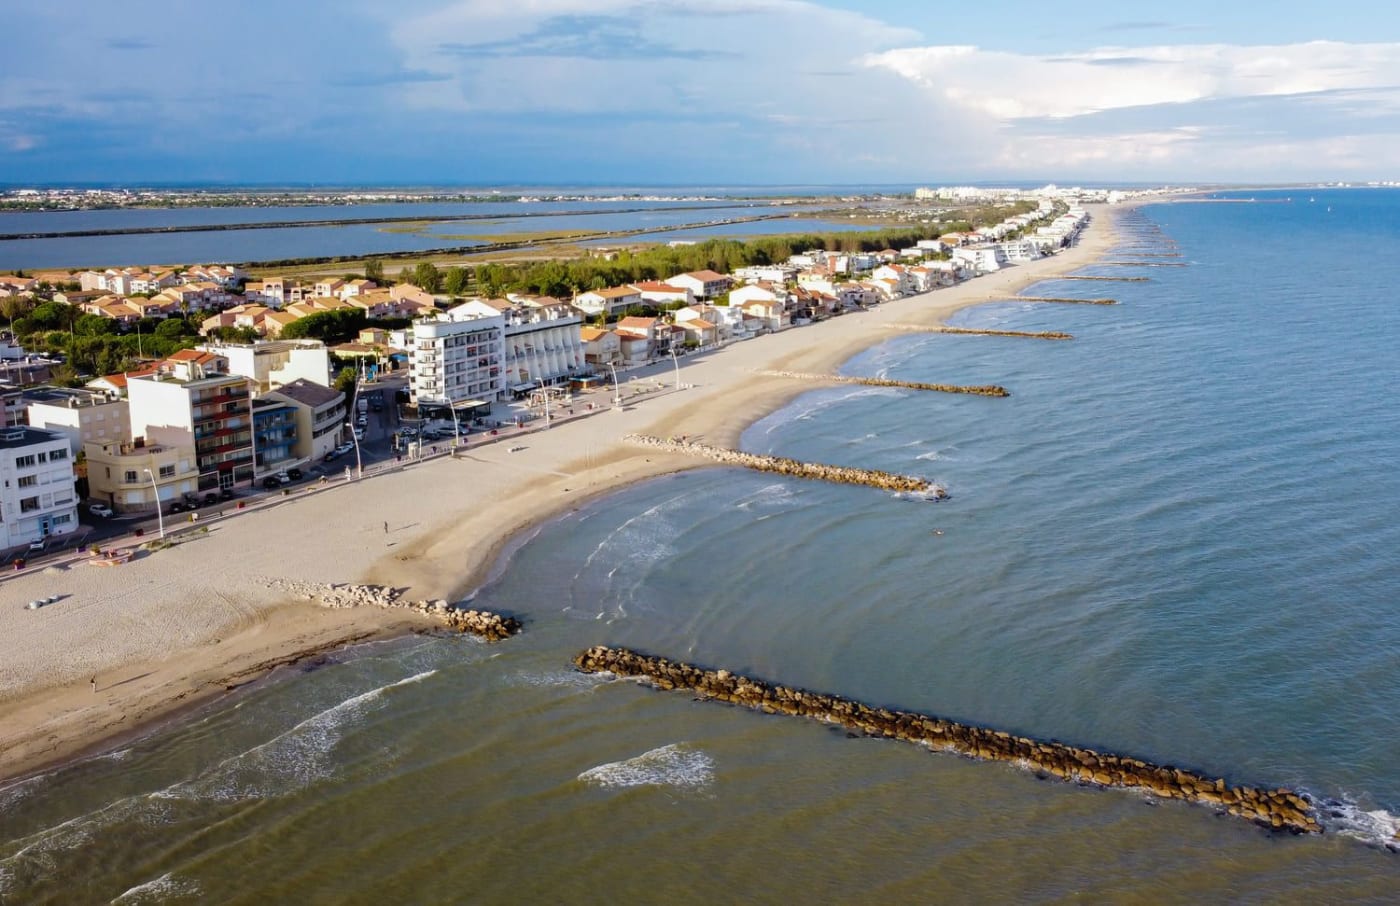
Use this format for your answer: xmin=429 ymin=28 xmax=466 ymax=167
xmin=760 ymin=369 xmax=1009 ymax=397
xmin=625 ymin=434 xmax=945 ymax=498
xmin=573 ymin=646 xmax=1323 ymax=835
xmin=1014 ymin=295 xmax=1118 ymax=305
xmin=894 ymin=325 xmax=1073 ymax=340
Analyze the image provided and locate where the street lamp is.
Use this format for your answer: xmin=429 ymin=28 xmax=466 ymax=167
xmin=445 ymin=400 xmax=461 ymax=449
xmin=345 ymin=422 xmax=363 ymax=478
xmin=538 ymin=378 xmax=551 ymax=429
xmin=142 ymin=468 xmax=165 ymax=539
xmin=608 ymin=362 xmax=621 ymax=408
xmin=670 ymin=347 xmax=681 ymax=392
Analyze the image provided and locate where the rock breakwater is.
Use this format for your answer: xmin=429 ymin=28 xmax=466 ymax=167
xmin=1056 ymin=275 xmax=1150 ymax=282
xmin=760 ymin=370 xmax=1009 ymax=397
xmin=894 ymin=325 xmax=1073 ymax=341
xmin=624 ymin=434 xmax=946 ymax=498
xmin=1014 ymin=296 xmax=1117 ymax=305
xmin=265 ymin=578 xmax=521 ymax=641
xmin=573 ymin=646 xmax=1323 ymax=835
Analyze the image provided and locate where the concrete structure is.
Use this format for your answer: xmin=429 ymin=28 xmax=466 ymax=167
xmin=22 ymin=386 xmax=130 ymax=455
xmin=406 ymin=310 xmax=505 ymax=407
xmin=84 ymin=439 xmax=199 ymax=514
xmin=126 ymin=351 xmax=256 ymax=491
xmin=0 ymin=426 xmax=77 ymax=548
xmin=266 ymin=379 xmax=348 ymax=463
xmin=198 ymin=339 xmax=332 ymax=392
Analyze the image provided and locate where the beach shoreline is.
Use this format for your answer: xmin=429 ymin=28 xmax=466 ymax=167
xmin=0 ymin=203 xmax=1126 ymax=786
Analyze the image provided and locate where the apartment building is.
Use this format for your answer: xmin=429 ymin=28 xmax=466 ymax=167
xmin=0 ymin=426 xmax=77 ymax=548
xmin=406 ymin=311 xmax=506 ymax=407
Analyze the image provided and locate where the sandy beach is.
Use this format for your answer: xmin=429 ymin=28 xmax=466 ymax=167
xmin=0 ymin=204 xmax=1123 ymax=783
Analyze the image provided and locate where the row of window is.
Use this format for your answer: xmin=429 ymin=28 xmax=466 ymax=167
xmin=14 ymin=448 xmax=69 ymax=469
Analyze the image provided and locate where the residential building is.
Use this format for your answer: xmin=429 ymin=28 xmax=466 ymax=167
xmin=251 ymin=397 xmax=299 ymax=474
xmin=406 ymin=310 xmax=506 ymax=407
xmin=126 ymin=351 xmax=256 ymax=490
xmin=84 ymin=439 xmax=199 ymax=514
xmin=265 ymin=379 xmax=348 ymax=463
xmin=23 ymin=387 xmax=130 ymax=455
xmin=580 ymin=327 xmax=621 ymax=366
xmin=951 ymin=246 xmax=1006 ymax=274
xmin=729 ymin=282 xmax=785 ymax=309
xmin=575 ymin=286 xmax=642 ymax=317
xmin=668 ymin=270 xmax=731 ymax=300
xmin=733 ymin=264 xmax=798 ymax=284
xmin=629 ymin=281 xmax=694 ymax=306
xmin=0 ymin=426 xmax=77 ymax=548
xmin=451 ymin=297 xmax=585 ymax=394
xmin=199 ymin=339 xmax=332 ymax=392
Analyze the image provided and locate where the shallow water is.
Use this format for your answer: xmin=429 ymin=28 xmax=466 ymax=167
xmin=4 ymin=189 xmax=1400 ymax=902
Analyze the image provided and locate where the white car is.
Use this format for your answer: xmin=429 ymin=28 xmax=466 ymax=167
xmin=28 ymin=538 xmax=47 ymax=552
xmin=88 ymin=504 xmax=115 ymax=518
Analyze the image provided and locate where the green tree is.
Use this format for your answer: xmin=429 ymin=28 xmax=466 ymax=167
xmin=74 ymin=313 xmax=119 ymax=336
xmin=28 ymin=301 xmax=77 ymax=332
xmin=155 ymin=317 xmax=195 ymax=339
xmin=364 ymin=259 xmax=385 ymax=284
xmin=333 ymin=366 xmax=357 ymax=395
xmin=410 ymin=262 xmax=442 ymax=294
xmin=442 ymin=266 xmax=469 ymax=296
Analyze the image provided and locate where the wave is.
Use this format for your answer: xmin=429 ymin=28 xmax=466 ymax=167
xmin=112 ymin=871 xmax=202 ymax=903
xmin=1312 ymin=795 xmax=1400 ymax=851
xmin=578 ymin=743 xmax=715 ymax=791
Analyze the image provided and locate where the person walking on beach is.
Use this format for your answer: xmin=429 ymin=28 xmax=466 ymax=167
xmin=90 ymin=676 xmax=96 ymax=694
xmin=383 ymin=521 xmax=388 ymax=534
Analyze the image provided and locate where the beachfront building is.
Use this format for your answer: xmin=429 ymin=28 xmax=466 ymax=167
xmin=265 ymin=379 xmax=348 ymax=463
xmin=84 ymin=439 xmax=199 ymax=515
xmin=22 ymin=386 xmax=130 ymax=456
xmin=251 ymin=397 xmax=299 ymax=475
xmin=668 ymin=270 xmax=732 ymax=300
xmin=951 ymin=246 xmax=1006 ymax=275
xmin=451 ymin=297 xmax=585 ymax=393
xmin=629 ymin=281 xmax=694 ymax=306
xmin=406 ymin=310 xmax=505 ymax=407
xmin=126 ymin=351 xmax=257 ymax=491
xmin=575 ymin=286 xmax=642 ymax=318
xmin=198 ymin=339 xmax=332 ymax=392
xmin=0 ymin=426 xmax=77 ymax=548
xmin=580 ymin=327 xmax=621 ymax=366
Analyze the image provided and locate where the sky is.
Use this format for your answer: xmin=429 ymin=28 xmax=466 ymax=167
xmin=4 ymin=0 xmax=1400 ymax=186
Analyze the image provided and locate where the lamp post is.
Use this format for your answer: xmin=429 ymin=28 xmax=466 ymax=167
xmin=670 ymin=347 xmax=681 ymax=392
xmin=608 ymin=362 xmax=621 ymax=408
xmin=538 ymin=378 xmax=551 ymax=429
xmin=345 ymin=422 xmax=363 ymax=478
xmin=446 ymin=401 xmax=461 ymax=449
xmin=143 ymin=468 xmax=165 ymax=539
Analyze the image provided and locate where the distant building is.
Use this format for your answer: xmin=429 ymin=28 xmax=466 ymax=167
xmin=0 ymin=426 xmax=77 ymax=548
xmin=668 ymin=270 xmax=731 ymax=300
xmin=575 ymin=286 xmax=642 ymax=317
xmin=197 ymin=339 xmax=332 ymax=392
xmin=22 ymin=386 xmax=130 ymax=456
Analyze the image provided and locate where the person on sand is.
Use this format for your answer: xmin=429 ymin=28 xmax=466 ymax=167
xmin=90 ymin=676 xmax=96 ymax=694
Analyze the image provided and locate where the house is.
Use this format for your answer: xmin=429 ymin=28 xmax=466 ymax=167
xmin=674 ymin=304 xmax=741 ymax=340
xmin=668 ymin=270 xmax=731 ymax=300
xmin=390 ymin=283 xmax=436 ymax=310
xmin=736 ymin=298 xmax=787 ymax=333
xmin=339 ymin=278 xmax=377 ymax=299
xmin=871 ymin=264 xmax=917 ymax=295
xmin=580 ymin=326 xmax=621 ymax=366
xmin=23 ymin=386 xmax=130 ymax=455
xmin=733 ymin=264 xmax=798 ymax=284
xmin=614 ymin=316 xmax=666 ymax=351
xmin=674 ymin=318 xmax=717 ymax=347
xmin=261 ymin=310 xmax=301 ymax=338
xmin=264 ymin=378 xmax=348 ymax=463
xmin=200 ymin=339 xmax=332 ymax=392
xmin=84 ymin=438 xmax=199 ymax=514
xmin=951 ymin=246 xmax=1005 ymax=275
xmin=0 ymin=426 xmax=78 ymax=547
xmin=629 ymin=281 xmax=694 ymax=306
xmin=0 ymin=275 xmax=37 ymax=297
xmin=575 ymin=286 xmax=643 ymax=317
xmin=314 ymin=278 xmax=345 ymax=298
xmin=729 ymin=282 xmax=785 ymax=309
xmin=85 ymin=362 xmax=162 ymax=398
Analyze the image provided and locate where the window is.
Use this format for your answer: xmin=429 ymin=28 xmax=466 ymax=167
xmin=37 ymin=452 xmax=48 ymax=463
xmin=20 ymin=496 xmax=39 ymax=512
xmin=15 ymin=454 xmax=35 ymax=468
xmin=17 ymin=475 xmax=36 ymax=488
xmin=53 ymin=513 xmax=72 ymax=525
xmin=159 ymin=464 xmax=176 ymax=479
xmin=51 ymin=448 xmax=67 ymax=461
xmin=124 ymin=470 xmax=139 ymax=483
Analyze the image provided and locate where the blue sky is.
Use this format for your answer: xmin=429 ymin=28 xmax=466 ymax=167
xmin=4 ymin=0 xmax=1399 ymax=185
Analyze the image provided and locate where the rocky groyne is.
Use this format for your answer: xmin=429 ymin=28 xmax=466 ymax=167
xmin=1014 ymin=295 xmax=1117 ymax=305
xmin=760 ymin=370 xmax=1009 ymax=397
xmin=265 ymin=578 xmax=521 ymax=641
xmin=893 ymin=325 xmax=1073 ymax=341
xmin=573 ymin=646 xmax=1323 ymax=835
xmin=1099 ymin=261 xmax=1188 ymax=267
xmin=1056 ymin=275 xmax=1150 ymax=282
xmin=624 ymin=434 xmax=946 ymax=498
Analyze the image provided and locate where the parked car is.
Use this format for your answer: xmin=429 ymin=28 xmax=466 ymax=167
xmin=28 ymin=538 xmax=47 ymax=552
xmin=169 ymin=500 xmax=190 ymax=513
xmin=88 ymin=503 xmax=115 ymax=518
xmin=323 ymin=449 xmax=341 ymax=462
xmin=220 ymin=487 xmax=235 ymax=500
xmin=261 ymin=476 xmax=282 ymax=490
xmin=287 ymin=467 xmax=303 ymax=481
xmin=353 ymin=427 xmax=365 ymax=441
xmin=202 ymin=492 xmax=219 ymax=506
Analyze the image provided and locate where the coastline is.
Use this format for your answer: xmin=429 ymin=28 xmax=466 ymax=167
xmin=0 ymin=204 xmax=1126 ymax=785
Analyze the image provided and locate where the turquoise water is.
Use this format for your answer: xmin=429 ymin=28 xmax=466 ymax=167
xmin=5 ymin=191 xmax=1400 ymax=902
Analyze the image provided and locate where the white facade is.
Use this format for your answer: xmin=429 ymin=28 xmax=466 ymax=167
xmin=951 ymin=246 xmax=1006 ymax=274
xmin=0 ymin=427 xmax=78 ymax=548
xmin=407 ymin=312 xmax=506 ymax=406
xmin=451 ymin=300 xmax=584 ymax=391
xmin=200 ymin=340 xmax=332 ymax=392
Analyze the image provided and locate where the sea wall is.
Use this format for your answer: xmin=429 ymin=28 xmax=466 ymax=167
xmin=1014 ymin=295 xmax=1118 ymax=305
xmin=624 ymin=434 xmax=946 ymax=498
xmin=265 ymin=579 xmax=521 ymax=641
xmin=760 ymin=370 xmax=1009 ymax=397
xmin=573 ymin=646 xmax=1322 ymax=835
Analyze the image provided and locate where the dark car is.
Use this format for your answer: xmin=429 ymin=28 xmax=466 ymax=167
xmin=169 ymin=501 xmax=189 ymax=513
xmin=287 ymin=467 xmax=303 ymax=481
xmin=220 ymin=487 xmax=235 ymax=500
xmin=261 ymin=476 xmax=282 ymax=489
xmin=202 ymin=492 xmax=219 ymax=505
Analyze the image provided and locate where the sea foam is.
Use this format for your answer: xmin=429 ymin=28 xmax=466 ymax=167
xmin=578 ymin=743 xmax=715 ymax=791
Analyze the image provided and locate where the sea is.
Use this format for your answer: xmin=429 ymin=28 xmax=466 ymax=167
xmin=4 ymin=188 xmax=1400 ymax=903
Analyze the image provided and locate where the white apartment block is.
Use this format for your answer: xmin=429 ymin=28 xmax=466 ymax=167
xmin=0 ymin=426 xmax=77 ymax=548
xmin=450 ymin=299 xmax=584 ymax=393
xmin=198 ymin=339 xmax=332 ymax=392
xmin=407 ymin=312 xmax=506 ymax=407
xmin=24 ymin=387 xmax=130 ymax=455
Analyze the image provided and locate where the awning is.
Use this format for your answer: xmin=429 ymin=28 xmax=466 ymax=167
xmin=509 ymin=382 xmax=537 ymax=393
